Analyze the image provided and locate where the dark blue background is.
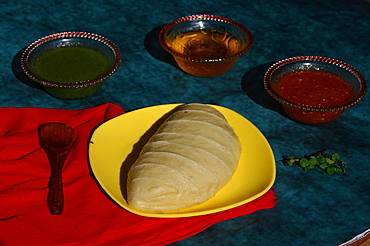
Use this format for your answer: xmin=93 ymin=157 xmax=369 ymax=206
xmin=1 ymin=0 xmax=370 ymax=245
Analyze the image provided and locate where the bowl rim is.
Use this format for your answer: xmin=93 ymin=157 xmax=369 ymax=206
xmin=263 ymin=56 xmax=368 ymax=112
xmin=21 ymin=31 xmax=121 ymax=88
xmin=158 ymin=14 xmax=253 ymax=63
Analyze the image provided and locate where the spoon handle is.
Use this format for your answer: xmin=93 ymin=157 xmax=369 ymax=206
xmin=46 ymin=151 xmax=67 ymax=215
xmin=48 ymin=166 xmax=63 ymax=215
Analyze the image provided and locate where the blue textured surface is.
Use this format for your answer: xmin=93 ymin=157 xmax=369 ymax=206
xmin=1 ymin=0 xmax=370 ymax=245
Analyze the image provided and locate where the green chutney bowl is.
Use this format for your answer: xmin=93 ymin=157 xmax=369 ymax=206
xmin=21 ymin=32 xmax=121 ymax=100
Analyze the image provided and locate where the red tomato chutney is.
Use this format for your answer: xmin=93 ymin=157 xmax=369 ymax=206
xmin=276 ymin=70 xmax=353 ymax=124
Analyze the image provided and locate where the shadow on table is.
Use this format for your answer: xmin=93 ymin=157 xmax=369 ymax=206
xmin=143 ymin=24 xmax=182 ymax=71
xmin=241 ymin=62 xmax=289 ymax=118
xmin=11 ymin=47 xmax=45 ymax=91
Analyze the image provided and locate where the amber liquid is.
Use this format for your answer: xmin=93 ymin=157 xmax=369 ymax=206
xmin=169 ymin=30 xmax=243 ymax=77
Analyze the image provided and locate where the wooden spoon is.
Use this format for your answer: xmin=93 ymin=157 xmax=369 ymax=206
xmin=38 ymin=123 xmax=75 ymax=215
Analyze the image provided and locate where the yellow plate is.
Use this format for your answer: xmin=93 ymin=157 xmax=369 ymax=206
xmin=89 ymin=104 xmax=276 ymax=218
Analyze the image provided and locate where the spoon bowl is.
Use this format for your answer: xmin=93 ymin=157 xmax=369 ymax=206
xmin=38 ymin=123 xmax=75 ymax=215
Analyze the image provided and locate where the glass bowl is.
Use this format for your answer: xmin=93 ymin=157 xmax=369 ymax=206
xmin=21 ymin=32 xmax=121 ymax=100
xmin=263 ymin=56 xmax=367 ymax=125
xmin=159 ymin=14 xmax=253 ymax=77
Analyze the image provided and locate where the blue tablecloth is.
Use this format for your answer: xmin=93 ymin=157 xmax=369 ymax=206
xmin=1 ymin=0 xmax=369 ymax=245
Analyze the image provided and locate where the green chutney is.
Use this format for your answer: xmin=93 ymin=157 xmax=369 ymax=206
xmin=33 ymin=46 xmax=109 ymax=83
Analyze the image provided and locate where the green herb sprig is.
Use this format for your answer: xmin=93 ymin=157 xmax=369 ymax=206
xmin=281 ymin=149 xmax=347 ymax=175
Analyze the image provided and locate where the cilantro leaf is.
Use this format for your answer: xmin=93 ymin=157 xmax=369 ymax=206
xmin=281 ymin=149 xmax=347 ymax=175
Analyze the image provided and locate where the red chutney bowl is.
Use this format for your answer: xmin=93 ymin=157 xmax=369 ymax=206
xmin=263 ymin=56 xmax=367 ymax=125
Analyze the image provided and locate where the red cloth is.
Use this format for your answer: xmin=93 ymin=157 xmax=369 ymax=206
xmin=0 ymin=103 xmax=277 ymax=246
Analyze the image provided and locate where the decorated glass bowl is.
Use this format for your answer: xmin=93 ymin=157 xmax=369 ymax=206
xmin=21 ymin=32 xmax=121 ymax=100
xmin=263 ymin=56 xmax=367 ymax=125
xmin=159 ymin=14 xmax=253 ymax=77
